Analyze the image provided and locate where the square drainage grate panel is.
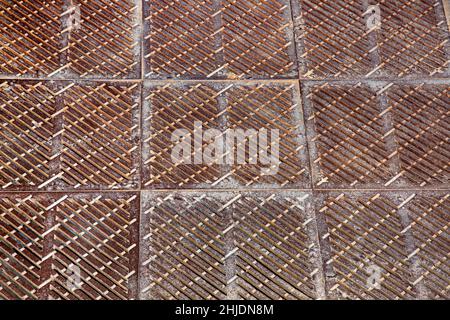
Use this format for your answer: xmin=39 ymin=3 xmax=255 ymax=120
xmin=315 ymin=190 xmax=449 ymax=300
xmin=0 ymin=81 xmax=141 ymax=191
xmin=142 ymin=81 xmax=310 ymax=189
xmin=0 ymin=192 xmax=140 ymax=300
xmin=303 ymin=80 xmax=450 ymax=189
xmin=140 ymin=191 xmax=322 ymax=300
xmin=144 ymin=0 xmax=298 ymax=79
xmin=293 ymin=0 xmax=450 ymax=79
xmin=0 ymin=0 xmax=141 ymax=78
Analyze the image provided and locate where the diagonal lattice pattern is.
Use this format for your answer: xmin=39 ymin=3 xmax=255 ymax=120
xmin=142 ymin=83 xmax=224 ymax=188
xmin=226 ymin=85 xmax=309 ymax=187
xmin=0 ymin=195 xmax=47 ymax=300
xmin=0 ymin=82 xmax=140 ymax=190
xmin=140 ymin=193 xmax=229 ymax=300
xmin=405 ymin=194 xmax=449 ymax=299
xmin=48 ymin=193 xmax=139 ymax=300
xmin=222 ymin=0 xmax=297 ymax=79
xmin=305 ymin=83 xmax=395 ymax=188
xmin=0 ymin=82 xmax=56 ymax=190
xmin=65 ymin=0 xmax=140 ymax=78
xmin=377 ymin=0 xmax=449 ymax=78
xmin=59 ymin=83 xmax=140 ymax=189
xmin=144 ymin=0 xmax=220 ymax=79
xmin=233 ymin=193 xmax=318 ymax=300
xmin=140 ymin=192 xmax=321 ymax=300
xmin=294 ymin=0 xmax=450 ymax=79
xmin=144 ymin=0 xmax=297 ymax=79
xmin=319 ymin=192 xmax=416 ymax=300
xmin=0 ymin=0 xmax=140 ymax=78
xmin=388 ymin=84 xmax=450 ymax=187
xmin=0 ymin=193 xmax=139 ymax=300
xmin=142 ymin=82 xmax=310 ymax=189
xmin=295 ymin=0 xmax=373 ymax=79
xmin=0 ymin=0 xmax=64 ymax=77
xmin=0 ymin=0 xmax=449 ymax=303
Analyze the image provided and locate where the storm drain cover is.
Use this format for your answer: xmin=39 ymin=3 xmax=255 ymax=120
xmin=0 ymin=0 xmax=449 ymax=300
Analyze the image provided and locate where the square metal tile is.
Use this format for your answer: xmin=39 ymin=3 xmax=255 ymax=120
xmin=144 ymin=0 xmax=298 ymax=79
xmin=293 ymin=0 xmax=450 ymax=79
xmin=0 ymin=192 xmax=139 ymax=300
xmin=140 ymin=191 xmax=322 ymax=300
xmin=314 ymin=190 xmax=449 ymax=300
xmin=303 ymin=80 xmax=450 ymax=189
xmin=0 ymin=81 xmax=141 ymax=191
xmin=0 ymin=0 xmax=141 ymax=78
xmin=142 ymin=81 xmax=310 ymax=189
xmin=303 ymin=82 xmax=398 ymax=189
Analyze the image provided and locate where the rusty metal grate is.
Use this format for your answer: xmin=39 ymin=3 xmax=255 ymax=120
xmin=317 ymin=192 xmax=416 ymax=299
xmin=59 ymin=82 xmax=140 ymax=189
xmin=376 ymin=0 xmax=449 ymax=77
xmin=0 ymin=0 xmax=64 ymax=77
xmin=48 ymin=193 xmax=139 ymax=300
xmin=0 ymin=194 xmax=47 ymax=300
xmin=304 ymin=83 xmax=396 ymax=188
xmin=142 ymin=81 xmax=310 ymax=189
xmin=294 ymin=0 xmax=450 ymax=79
xmin=145 ymin=0 xmax=297 ymax=79
xmin=232 ymin=193 xmax=318 ymax=300
xmin=140 ymin=192 xmax=320 ymax=300
xmin=406 ymin=194 xmax=449 ymax=299
xmin=0 ymin=81 xmax=56 ymax=189
xmin=303 ymin=82 xmax=450 ymax=189
xmin=316 ymin=191 xmax=449 ymax=300
xmin=295 ymin=0 xmax=374 ymax=78
xmin=140 ymin=192 xmax=229 ymax=300
xmin=388 ymin=84 xmax=449 ymax=187
xmin=0 ymin=81 xmax=140 ymax=190
xmin=1 ymin=0 xmax=449 ymax=301
xmin=0 ymin=0 xmax=140 ymax=78
xmin=0 ymin=193 xmax=139 ymax=300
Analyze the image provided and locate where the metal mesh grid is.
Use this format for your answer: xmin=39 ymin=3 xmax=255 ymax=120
xmin=294 ymin=0 xmax=450 ymax=79
xmin=0 ymin=0 xmax=140 ymax=78
xmin=142 ymin=81 xmax=310 ymax=189
xmin=0 ymin=0 xmax=449 ymax=300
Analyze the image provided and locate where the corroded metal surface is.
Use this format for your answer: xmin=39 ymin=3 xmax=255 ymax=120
xmin=0 ymin=0 xmax=140 ymax=78
xmin=142 ymin=81 xmax=310 ymax=188
xmin=294 ymin=0 xmax=450 ymax=79
xmin=0 ymin=0 xmax=449 ymax=300
xmin=303 ymin=82 xmax=449 ymax=189
xmin=316 ymin=191 xmax=449 ymax=299
xmin=0 ymin=193 xmax=139 ymax=300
